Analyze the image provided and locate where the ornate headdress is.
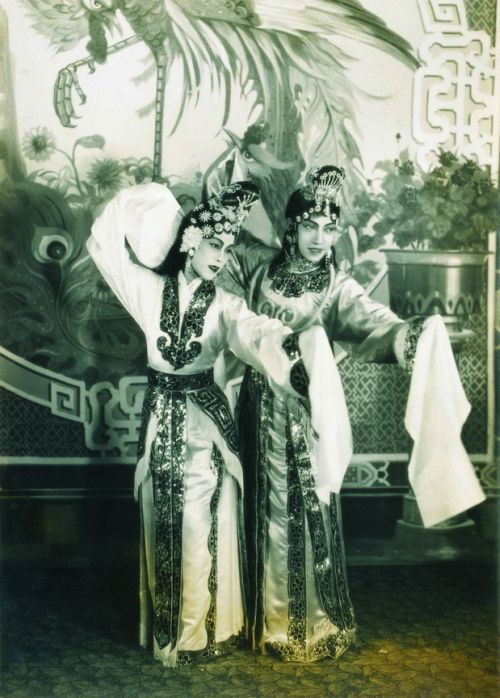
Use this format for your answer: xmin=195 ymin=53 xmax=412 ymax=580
xmin=286 ymin=165 xmax=345 ymax=228
xmin=180 ymin=181 xmax=259 ymax=253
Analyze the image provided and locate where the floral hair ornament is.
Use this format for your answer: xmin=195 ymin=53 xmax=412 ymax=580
xmin=179 ymin=180 xmax=260 ymax=253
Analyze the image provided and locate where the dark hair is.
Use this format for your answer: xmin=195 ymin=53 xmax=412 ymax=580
xmin=285 ymin=189 xmax=340 ymax=223
xmin=154 ymin=214 xmax=190 ymax=277
xmin=269 ymin=166 xmax=342 ymax=275
xmin=155 ymin=180 xmax=261 ymax=277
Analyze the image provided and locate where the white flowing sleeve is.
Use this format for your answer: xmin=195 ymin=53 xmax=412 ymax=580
xmin=219 ymin=289 xmax=294 ymax=392
xmin=325 ymin=273 xmax=405 ymax=362
xmin=86 ymin=183 xmax=182 ymax=327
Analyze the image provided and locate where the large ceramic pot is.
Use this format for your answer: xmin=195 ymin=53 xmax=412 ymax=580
xmin=383 ymin=250 xmax=488 ymax=332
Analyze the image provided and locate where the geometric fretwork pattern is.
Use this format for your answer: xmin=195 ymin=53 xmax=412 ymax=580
xmin=414 ymin=0 xmax=496 ymax=168
xmin=339 ymin=360 xmax=411 ymax=454
xmin=458 ymin=304 xmax=488 ymax=454
xmin=0 ymin=388 xmax=87 ymax=457
xmin=339 ymin=303 xmax=488 ymax=455
xmin=464 ymin=0 xmax=497 ymax=44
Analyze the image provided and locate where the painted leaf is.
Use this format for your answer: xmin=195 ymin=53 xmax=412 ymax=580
xmin=75 ymin=135 xmax=105 ymax=149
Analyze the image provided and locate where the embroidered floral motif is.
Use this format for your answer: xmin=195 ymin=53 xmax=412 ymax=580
xmin=270 ymin=260 xmax=330 ymax=298
xmin=403 ymin=317 xmax=426 ymax=373
xmin=266 ymin=411 xmax=356 ymax=662
xmin=150 ymin=390 xmax=187 ymax=650
xmin=282 ymin=333 xmax=309 ymax=397
xmin=157 ymin=275 xmax=216 ymax=370
xmin=140 ymin=369 xmax=240 ymax=653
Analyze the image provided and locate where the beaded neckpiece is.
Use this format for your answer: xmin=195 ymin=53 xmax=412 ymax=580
xmin=269 ymin=258 xmax=330 ymax=298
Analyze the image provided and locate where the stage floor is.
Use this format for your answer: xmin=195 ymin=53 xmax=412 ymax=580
xmin=1 ymin=561 xmax=497 ymax=697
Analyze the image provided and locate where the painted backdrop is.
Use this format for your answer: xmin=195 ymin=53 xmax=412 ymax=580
xmin=0 ymin=1 xmax=497 ymax=503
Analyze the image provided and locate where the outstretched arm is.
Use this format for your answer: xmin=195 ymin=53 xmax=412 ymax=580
xmin=219 ymin=289 xmax=298 ymax=394
xmin=325 ymin=273 xmax=406 ymax=364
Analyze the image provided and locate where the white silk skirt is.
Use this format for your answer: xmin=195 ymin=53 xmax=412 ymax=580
xmin=138 ymin=399 xmax=244 ymax=667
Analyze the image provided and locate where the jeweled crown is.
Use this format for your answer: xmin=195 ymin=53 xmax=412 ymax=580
xmin=301 ymin=166 xmax=345 ymax=209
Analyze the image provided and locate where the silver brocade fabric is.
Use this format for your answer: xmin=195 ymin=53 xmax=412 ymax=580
xmin=256 ymin=376 xmax=356 ymax=662
xmin=236 ymin=260 xmax=406 ymax=661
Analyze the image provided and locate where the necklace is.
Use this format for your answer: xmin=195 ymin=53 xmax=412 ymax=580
xmin=269 ymin=257 xmax=331 ymax=298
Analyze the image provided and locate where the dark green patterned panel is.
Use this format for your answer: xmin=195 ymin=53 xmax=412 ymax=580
xmin=339 ymin=302 xmax=488 ymax=455
xmin=465 ymin=0 xmax=497 ymax=44
xmin=0 ymin=388 xmax=87 ymax=457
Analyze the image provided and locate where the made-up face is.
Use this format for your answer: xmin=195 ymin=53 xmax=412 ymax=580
xmin=296 ymin=214 xmax=339 ymax=263
xmin=190 ymin=232 xmax=234 ymax=281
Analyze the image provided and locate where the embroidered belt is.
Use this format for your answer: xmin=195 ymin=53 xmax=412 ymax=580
xmin=147 ymin=367 xmax=214 ymax=392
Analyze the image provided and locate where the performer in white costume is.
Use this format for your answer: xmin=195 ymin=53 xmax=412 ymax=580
xmin=87 ymin=180 xmax=300 ymax=667
xmin=219 ymin=165 xmax=485 ymax=662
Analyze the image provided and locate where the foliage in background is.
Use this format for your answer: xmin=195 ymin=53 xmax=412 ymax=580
xmin=22 ymin=127 xmax=155 ymax=212
xmin=349 ymin=148 xmax=499 ymax=253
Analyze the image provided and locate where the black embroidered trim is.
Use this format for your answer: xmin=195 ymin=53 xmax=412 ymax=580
xmin=148 ymin=367 xmax=214 ymax=392
xmin=267 ymin=409 xmax=356 ymax=662
xmin=137 ymin=369 xmax=215 ymax=459
xmin=285 ymin=416 xmax=307 ymax=654
xmin=176 ymin=637 xmax=238 ymax=667
xmin=151 ymin=391 xmax=187 ymax=650
xmin=282 ymin=333 xmax=309 ymax=397
xmin=176 ymin=446 xmax=226 ymax=666
xmin=157 ymin=275 xmax=216 ymax=370
xmin=329 ymin=494 xmax=357 ymax=631
xmin=238 ymin=367 xmax=272 ymax=649
xmin=190 ymin=385 xmax=239 ymax=455
xmin=403 ymin=317 xmax=426 ymax=373
xmin=270 ymin=261 xmax=330 ymax=298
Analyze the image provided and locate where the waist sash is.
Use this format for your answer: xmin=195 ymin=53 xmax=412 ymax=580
xmin=147 ymin=367 xmax=214 ymax=392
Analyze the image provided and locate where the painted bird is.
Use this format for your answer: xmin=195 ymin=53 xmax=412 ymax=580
xmin=21 ymin=0 xmax=417 ymax=194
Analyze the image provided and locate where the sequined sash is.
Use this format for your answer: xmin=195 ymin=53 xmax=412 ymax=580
xmin=148 ymin=367 xmax=214 ymax=391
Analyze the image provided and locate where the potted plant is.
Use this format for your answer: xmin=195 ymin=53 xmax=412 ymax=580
xmin=349 ymin=148 xmax=499 ymax=331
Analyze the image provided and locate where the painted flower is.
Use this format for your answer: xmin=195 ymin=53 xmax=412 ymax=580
xmin=180 ymin=226 xmax=203 ymax=253
xmin=87 ymin=158 xmax=123 ymax=193
xmin=123 ymin=156 xmax=154 ymax=184
xmin=22 ymin=127 xmax=56 ymax=161
xmin=398 ymin=185 xmax=418 ymax=207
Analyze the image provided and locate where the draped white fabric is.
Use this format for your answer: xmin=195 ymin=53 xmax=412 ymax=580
xmin=298 ymin=326 xmax=353 ymax=501
xmin=405 ymin=315 xmax=486 ymax=527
